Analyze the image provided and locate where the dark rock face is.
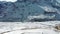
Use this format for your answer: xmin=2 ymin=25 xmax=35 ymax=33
xmin=55 ymin=24 xmax=60 ymax=30
xmin=0 ymin=0 xmax=60 ymax=22
xmin=0 ymin=3 xmax=7 ymax=18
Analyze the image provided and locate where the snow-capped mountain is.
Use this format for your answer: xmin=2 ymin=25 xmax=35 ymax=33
xmin=0 ymin=0 xmax=60 ymax=22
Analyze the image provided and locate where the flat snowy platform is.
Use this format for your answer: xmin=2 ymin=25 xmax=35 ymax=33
xmin=0 ymin=21 xmax=60 ymax=34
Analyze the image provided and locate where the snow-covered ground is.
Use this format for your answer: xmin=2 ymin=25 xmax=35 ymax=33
xmin=0 ymin=0 xmax=17 ymax=2
xmin=0 ymin=21 xmax=60 ymax=34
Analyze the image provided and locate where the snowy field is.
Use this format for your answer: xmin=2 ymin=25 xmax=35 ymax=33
xmin=0 ymin=21 xmax=60 ymax=34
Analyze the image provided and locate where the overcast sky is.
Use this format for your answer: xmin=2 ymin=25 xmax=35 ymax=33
xmin=0 ymin=0 xmax=17 ymax=2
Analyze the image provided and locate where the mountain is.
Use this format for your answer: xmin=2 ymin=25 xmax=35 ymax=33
xmin=0 ymin=0 xmax=60 ymax=22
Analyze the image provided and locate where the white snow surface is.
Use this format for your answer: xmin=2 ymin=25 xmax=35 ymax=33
xmin=0 ymin=0 xmax=17 ymax=2
xmin=0 ymin=21 xmax=60 ymax=34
